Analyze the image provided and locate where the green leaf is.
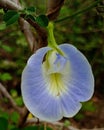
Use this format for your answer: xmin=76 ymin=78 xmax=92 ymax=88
xmin=3 ymin=10 xmax=17 ymax=22
xmin=26 ymin=6 xmax=36 ymax=13
xmin=10 ymin=128 xmax=20 ymax=130
xmin=0 ymin=110 xmax=9 ymax=120
xmin=3 ymin=10 xmax=20 ymax=26
xmin=0 ymin=22 xmax=6 ymax=30
xmin=74 ymin=113 xmax=84 ymax=120
xmin=10 ymin=89 xmax=18 ymax=98
xmin=10 ymin=112 xmax=20 ymax=124
xmin=0 ymin=73 xmax=12 ymax=81
xmin=0 ymin=117 xmax=8 ymax=130
xmin=15 ymin=96 xmax=24 ymax=106
xmin=82 ymin=101 xmax=96 ymax=112
xmin=25 ymin=14 xmax=35 ymax=21
xmin=1 ymin=44 xmax=13 ymax=52
xmin=36 ymin=15 xmax=49 ymax=27
xmin=64 ymin=120 xmax=71 ymax=127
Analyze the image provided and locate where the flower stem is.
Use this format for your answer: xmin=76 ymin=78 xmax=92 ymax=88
xmin=47 ymin=22 xmax=57 ymax=48
xmin=44 ymin=122 xmax=47 ymax=130
xmin=47 ymin=22 xmax=64 ymax=55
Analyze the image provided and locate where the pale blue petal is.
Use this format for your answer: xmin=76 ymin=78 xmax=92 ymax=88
xmin=27 ymin=47 xmax=50 ymax=68
xmin=54 ymin=53 xmax=67 ymax=72
xmin=60 ymin=92 xmax=82 ymax=117
xmin=21 ymin=44 xmax=94 ymax=122
xmin=59 ymin=44 xmax=94 ymax=101
xmin=30 ymin=95 xmax=63 ymax=122
xmin=21 ymin=47 xmax=63 ymax=122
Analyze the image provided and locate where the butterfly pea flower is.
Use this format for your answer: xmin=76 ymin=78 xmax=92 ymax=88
xmin=21 ymin=23 xmax=94 ymax=122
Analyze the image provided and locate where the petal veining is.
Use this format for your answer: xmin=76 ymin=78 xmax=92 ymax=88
xmin=59 ymin=44 xmax=94 ymax=101
xmin=21 ymin=47 xmax=63 ymax=122
xmin=60 ymin=92 xmax=82 ymax=117
xmin=21 ymin=43 xmax=94 ymax=122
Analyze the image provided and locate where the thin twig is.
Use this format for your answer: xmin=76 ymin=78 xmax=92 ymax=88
xmin=0 ymin=0 xmax=22 ymax=10
xmin=46 ymin=0 xmax=65 ymax=20
xmin=19 ymin=18 xmax=38 ymax=52
xmin=26 ymin=18 xmax=47 ymax=49
xmin=25 ymin=118 xmax=104 ymax=130
xmin=18 ymin=106 xmax=29 ymax=127
xmin=0 ymin=82 xmax=22 ymax=114
xmin=0 ymin=82 xmax=29 ymax=127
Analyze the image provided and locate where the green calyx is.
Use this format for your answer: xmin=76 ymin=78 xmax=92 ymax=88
xmin=47 ymin=22 xmax=64 ymax=56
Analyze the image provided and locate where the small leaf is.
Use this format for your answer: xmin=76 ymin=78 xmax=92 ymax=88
xmin=6 ymin=14 xmax=20 ymax=26
xmin=0 ymin=73 xmax=12 ymax=81
xmin=74 ymin=113 xmax=84 ymax=120
xmin=25 ymin=15 xmax=36 ymax=21
xmin=0 ymin=22 xmax=6 ymax=30
xmin=10 ymin=112 xmax=20 ymax=124
xmin=15 ymin=96 xmax=24 ymax=106
xmin=64 ymin=120 xmax=71 ymax=127
xmin=0 ymin=117 xmax=8 ymax=130
xmin=2 ymin=44 xmax=13 ymax=52
xmin=3 ymin=10 xmax=17 ymax=21
xmin=0 ymin=110 xmax=9 ymax=120
xmin=82 ymin=101 xmax=96 ymax=112
xmin=10 ymin=89 xmax=18 ymax=98
xmin=3 ymin=10 xmax=20 ymax=26
xmin=36 ymin=15 xmax=49 ymax=27
xmin=26 ymin=6 xmax=36 ymax=13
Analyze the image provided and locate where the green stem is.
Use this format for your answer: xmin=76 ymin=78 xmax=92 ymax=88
xmin=55 ymin=0 xmax=102 ymax=23
xmin=44 ymin=122 xmax=47 ymax=130
xmin=47 ymin=22 xmax=64 ymax=55
xmin=47 ymin=22 xmax=57 ymax=48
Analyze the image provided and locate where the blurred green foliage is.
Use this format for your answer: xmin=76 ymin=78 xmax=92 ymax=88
xmin=74 ymin=101 xmax=96 ymax=120
xmin=0 ymin=0 xmax=104 ymax=129
xmin=0 ymin=111 xmax=20 ymax=130
xmin=0 ymin=117 xmax=8 ymax=130
xmin=0 ymin=115 xmax=52 ymax=130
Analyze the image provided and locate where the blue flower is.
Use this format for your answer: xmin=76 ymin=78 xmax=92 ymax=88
xmin=21 ymin=43 xmax=94 ymax=122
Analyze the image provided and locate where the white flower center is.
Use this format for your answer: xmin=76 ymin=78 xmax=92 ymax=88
xmin=42 ymin=50 xmax=70 ymax=97
xmin=48 ymin=73 xmax=67 ymax=96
